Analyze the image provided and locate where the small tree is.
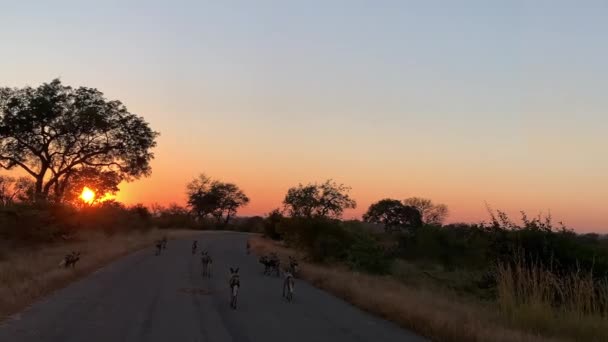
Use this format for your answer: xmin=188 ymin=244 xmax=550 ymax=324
xmin=363 ymin=198 xmax=422 ymax=232
xmin=186 ymin=174 xmax=249 ymax=225
xmin=283 ymin=180 xmax=356 ymax=219
xmin=403 ymin=197 xmax=449 ymax=225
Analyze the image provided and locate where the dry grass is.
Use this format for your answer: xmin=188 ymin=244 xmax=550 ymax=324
xmin=497 ymin=261 xmax=608 ymax=341
xmin=250 ymin=235 xmax=563 ymax=342
xmin=0 ymin=229 xmax=198 ymax=320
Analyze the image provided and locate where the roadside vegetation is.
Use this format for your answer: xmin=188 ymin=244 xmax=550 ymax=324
xmin=0 ymin=202 xmax=198 ymax=320
xmin=249 ymin=181 xmax=608 ymax=342
xmin=2 ymin=80 xmax=606 ymax=340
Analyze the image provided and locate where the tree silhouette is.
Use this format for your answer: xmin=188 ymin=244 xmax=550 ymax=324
xmin=283 ymin=180 xmax=356 ymax=219
xmin=403 ymin=197 xmax=449 ymax=225
xmin=363 ymin=198 xmax=422 ymax=232
xmin=186 ymin=174 xmax=249 ymax=225
xmin=62 ymin=168 xmax=121 ymax=205
xmin=0 ymin=79 xmax=158 ymax=202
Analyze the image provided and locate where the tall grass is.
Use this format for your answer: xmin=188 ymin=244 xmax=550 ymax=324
xmin=497 ymin=259 xmax=608 ymax=341
xmin=250 ymin=236 xmax=558 ymax=342
xmin=0 ymin=229 xmax=198 ymax=320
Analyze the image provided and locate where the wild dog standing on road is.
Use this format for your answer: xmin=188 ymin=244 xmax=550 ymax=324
xmin=283 ymin=269 xmax=295 ymax=302
xmin=259 ymin=254 xmax=280 ymax=276
xmin=269 ymin=253 xmax=281 ymax=277
xmin=59 ymin=251 xmax=81 ymax=268
xmin=288 ymin=256 xmax=299 ymax=277
xmin=259 ymin=255 xmax=271 ymax=275
xmin=191 ymin=240 xmax=198 ymax=255
xmin=229 ymin=267 xmax=240 ymax=309
xmin=201 ymin=251 xmax=213 ymax=277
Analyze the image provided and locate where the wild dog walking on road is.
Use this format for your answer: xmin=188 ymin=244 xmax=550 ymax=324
xmin=154 ymin=240 xmax=163 ymax=256
xmin=59 ymin=251 xmax=81 ymax=268
xmin=229 ymin=267 xmax=240 ymax=309
xmin=283 ymin=270 xmax=295 ymax=302
xmin=191 ymin=240 xmax=198 ymax=255
xmin=201 ymin=251 xmax=213 ymax=278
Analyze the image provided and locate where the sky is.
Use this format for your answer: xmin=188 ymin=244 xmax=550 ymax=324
xmin=1 ymin=1 xmax=607 ymax=232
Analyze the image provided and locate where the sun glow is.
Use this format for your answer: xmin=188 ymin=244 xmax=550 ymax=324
xmin=80 ymin=187 xmax=96 ymax=204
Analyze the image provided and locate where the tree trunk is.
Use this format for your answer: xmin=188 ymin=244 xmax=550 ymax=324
xmin=34 ymin=176 xmax=45 ymax=203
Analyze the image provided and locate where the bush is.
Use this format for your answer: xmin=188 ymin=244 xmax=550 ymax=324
xmin=263 ymin=209 xmax=283 ymax=240
xmin=273 ymin=215 xmax=390 ymax=271
xmin=346 ymin=231 xmax=392 ymax=274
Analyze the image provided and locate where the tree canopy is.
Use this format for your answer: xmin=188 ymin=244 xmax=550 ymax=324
xmin=283 ymin=180 xmax=356 ymax=219
xmin=363 ymin=198 xmax=422 ymax=232
xmin=186 ymin=174 xmax=249 ymax=225
xmin=403 ymin=197 xmax=449 ymax=225
xmin=0 ymin=79 xmax=158 ymax=202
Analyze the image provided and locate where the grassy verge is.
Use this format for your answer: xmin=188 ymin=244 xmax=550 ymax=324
xmin=250 ymin=235 xmax=563 ymax=342
xmin=0 ymin=229 xmax=198 ymax=320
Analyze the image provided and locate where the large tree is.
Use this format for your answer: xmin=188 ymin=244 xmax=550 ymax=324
xmin=363 ymin=198 xmax=422 ymax=232
xmin=0 ymin=79 xmax=158 ymax=202
xmin=402 ymin=197 xmax=449 ymax=225
xmin=186 ymin=174 xmax=249 ymax=225
xmin=283 ymin=180 xmax=356 ymax=219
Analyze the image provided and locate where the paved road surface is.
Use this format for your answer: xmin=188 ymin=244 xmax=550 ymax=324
xmin=0 ymin=232 xmax=425 ymax=342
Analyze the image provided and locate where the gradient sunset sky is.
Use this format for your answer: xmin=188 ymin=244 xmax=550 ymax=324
xmin=2 ymin=1 xmax=607 ymax=232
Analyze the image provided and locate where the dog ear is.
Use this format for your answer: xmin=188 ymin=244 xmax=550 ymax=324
xmin=230 ymin=267 xmax=234 ymax=273
xmin=235 ymin=267 xmax=239 ymax=273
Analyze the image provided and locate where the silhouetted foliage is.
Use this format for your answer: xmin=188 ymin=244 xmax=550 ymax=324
xmin=402 ymin=197 xmax=449 ymax=225
xmin=283 ymin=180 xmax=356 ymax=218
xmin=263 ymin=208 xmax=283 ymax=240
xmin=62 ymin=168 xmax=121 ymax=205
xmin=0 ymin=79 xmax=158 ymax=202
xmin=150 ymin=203 xmax=200 ymax=230
xmin=363 ymin=198 xmax=423 ymax=232
xmin=0 ymin=174 xmax=34 ymax=206
xmin=233 ymin=216 xmax=265 ymax=233
xmin=186 ymin=174 xmax=249 ymax=225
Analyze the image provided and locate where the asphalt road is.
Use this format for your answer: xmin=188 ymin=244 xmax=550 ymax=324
xmin=0 ymin=232 xmax=425 ymax=342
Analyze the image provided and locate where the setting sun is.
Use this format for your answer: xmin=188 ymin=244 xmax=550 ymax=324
xmin=80 ymin=187 xmax=95 ymax=204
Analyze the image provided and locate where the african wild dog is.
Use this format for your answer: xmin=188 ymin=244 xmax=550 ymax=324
xmin=60 ymin=251 xmax=81 ymax=268
xmin=288 ymin=256 xmax=299 ymax=277
xmin=269 ymin=253 xmax=280 ymax=276
xmin=282 ymin=269 xmax=295 ymax=302
xmin=154 ymin=240 xmax=163 ymax=256
xmin=201 ymin=251 xmax=213 ymax=277
xmin=229 ymin=267 xmax=240 ymax=309
xmin=259 ymin=254 xmax=280 ymax=276
xmin=259 ymin=256 xmax=271 ymax=275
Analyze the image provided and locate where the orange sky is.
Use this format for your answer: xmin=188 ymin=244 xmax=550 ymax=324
xmin=2 ymin=2 xmax=607 ymax=233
